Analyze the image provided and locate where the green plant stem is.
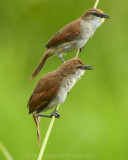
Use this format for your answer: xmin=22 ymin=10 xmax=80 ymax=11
xmin=93 ymin=0 xmax=99 ymax=8
xmin=37 ymin=105 xmax=60 ymax=160
xmin=0 ymin=141 xmax=14 ymax=160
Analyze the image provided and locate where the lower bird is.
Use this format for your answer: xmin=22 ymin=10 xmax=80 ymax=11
xmin=30 ymin=8 xmax=109 ymax=80
xmin=28 ymin=58 xmax=93 ymax=146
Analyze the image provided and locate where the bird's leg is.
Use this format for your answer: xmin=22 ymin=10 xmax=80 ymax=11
xmin=75 ymin=48 xmax=80 ymax=58
xmin=38 ymin=109 xmax=60 ymax=119
xmin=38 ymin=114 xmax=51 ymax=118
xmin=59 ymin=54 xmax=65 ymax=63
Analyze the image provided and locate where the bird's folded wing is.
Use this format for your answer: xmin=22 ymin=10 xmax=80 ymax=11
xmin=46 ymin=20 xmax=80 ymax=48
xmin=28 ymin=76 xmax=60 ymax=114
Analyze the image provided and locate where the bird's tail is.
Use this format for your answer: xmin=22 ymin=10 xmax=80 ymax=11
xmin=30 ymin=49 xmax=51 ymax=80
xmin=33 ymin=115 xmax=41 ymax=148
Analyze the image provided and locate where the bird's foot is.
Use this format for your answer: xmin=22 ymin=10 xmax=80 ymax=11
xmin=50 ymin=109 xmax=60 ymax=118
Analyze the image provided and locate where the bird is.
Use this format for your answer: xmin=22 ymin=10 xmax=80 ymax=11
xmin=30 ymin=8 xmax=109 ymax=80
xmin=28 ymin=58 xmax=93 ymax=146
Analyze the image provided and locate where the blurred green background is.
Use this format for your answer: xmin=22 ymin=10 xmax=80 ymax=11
xmin=0 ymin=0 xmax=128 ymax=159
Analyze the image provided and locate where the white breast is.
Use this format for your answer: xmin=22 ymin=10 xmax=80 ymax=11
xmin=42 ymin=70 xmax=85 ymax=112
xmin=80 ymin=17 xmax=103 ymax=39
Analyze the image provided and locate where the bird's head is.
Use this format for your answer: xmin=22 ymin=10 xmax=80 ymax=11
xmin=81 ymin=8 xmax=110 ymax=27
xmin=58 ymin=58 xmax=93 ymax=78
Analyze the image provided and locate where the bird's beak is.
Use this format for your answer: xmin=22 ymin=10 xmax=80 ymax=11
xmin=102 ymin=14 xmax=110 ymax=19
xmin=84 ymin=65 xmax=94 ymax=70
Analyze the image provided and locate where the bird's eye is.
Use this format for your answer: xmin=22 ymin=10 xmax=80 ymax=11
xmin=77 ymin=66 xmax=84 ymax=70
xmin=92 ymin=12 xmax=100 ymax=17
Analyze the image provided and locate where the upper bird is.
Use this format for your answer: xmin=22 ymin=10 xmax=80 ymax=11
xmin=30 ymin=8 xmax=110 ymax=80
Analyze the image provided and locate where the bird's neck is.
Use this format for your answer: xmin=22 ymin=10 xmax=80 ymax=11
xmin=81 ymin=18 xmax=102 ymax=36
xmin=91 ymin=18 xmax=102 ymax=31
xmin=60 ymin=70 xmax=85 ymax=93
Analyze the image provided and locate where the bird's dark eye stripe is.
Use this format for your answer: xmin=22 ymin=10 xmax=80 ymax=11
xmin=77 ymin=66 xmax=84 ymax=69
xmin=92 ymin=12 xmax=101 ymax=17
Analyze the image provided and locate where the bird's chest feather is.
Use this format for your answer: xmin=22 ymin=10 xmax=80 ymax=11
xmin=80 ymin=18 xmax=102 ymax=39
xmin=56 ymin=70 xmax=85 ymax=103
xmin=45 ymin=70 xmax=84 ymax=111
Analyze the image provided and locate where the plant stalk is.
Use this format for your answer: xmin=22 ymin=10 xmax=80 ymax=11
xmin=93 ymin=0 xmax=99 ymax=8
xmin=0 ymin=141 xmax=14 ymax=160
xmin=37 ymin=105 xmax=60 ymax=160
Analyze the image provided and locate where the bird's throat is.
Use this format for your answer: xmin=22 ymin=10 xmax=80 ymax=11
xmin=99 ymin=18 xmax=105 ymax=24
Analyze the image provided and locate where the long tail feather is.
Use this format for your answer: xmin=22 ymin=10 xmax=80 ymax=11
xmin=33 ymin=115 xmax=41 ymax=148
xmin=30 ymin=50 xmax=50 ymax=80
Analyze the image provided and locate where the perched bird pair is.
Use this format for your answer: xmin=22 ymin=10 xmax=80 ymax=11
xmin=28 ymin=8 xmax=110 ymax=146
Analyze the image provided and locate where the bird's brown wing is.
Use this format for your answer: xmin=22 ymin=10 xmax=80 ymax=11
xmin=28 ymin=73 xmax=60 ymax=114
xmin=46 ymin=20 xmax=80 ymax=48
